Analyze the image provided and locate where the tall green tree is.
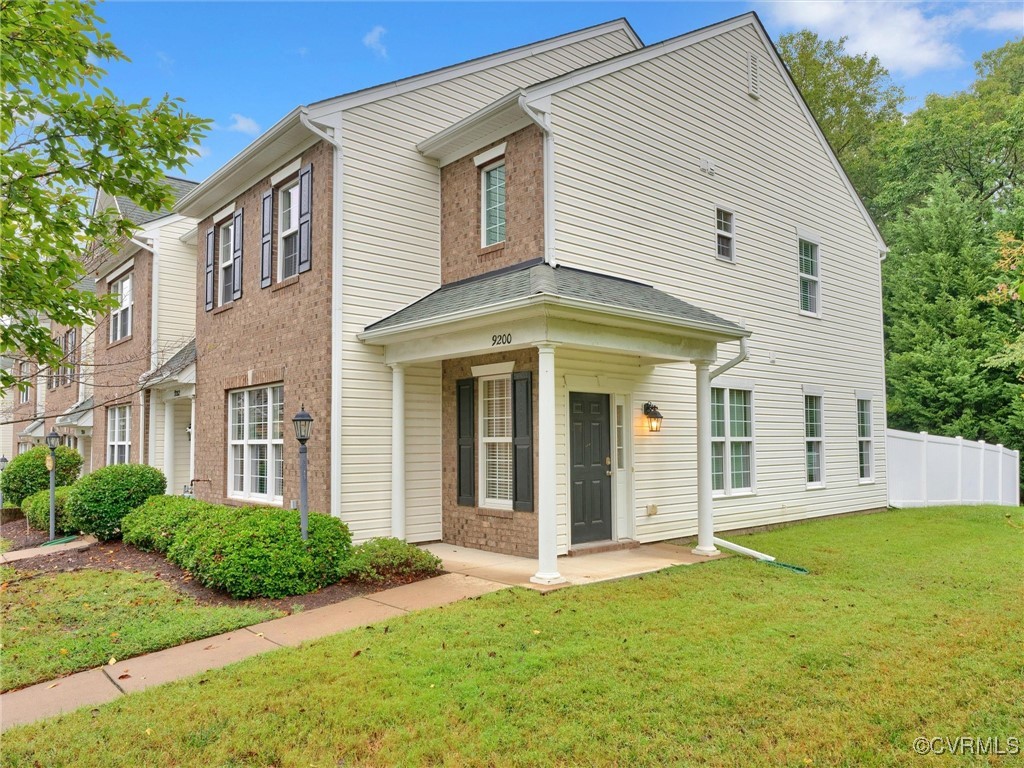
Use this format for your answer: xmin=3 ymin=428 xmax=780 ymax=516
xmin=0 ymin=0 xmax=209 ymax=393
xmin=777 ymin=30 xmax=905 ymax=214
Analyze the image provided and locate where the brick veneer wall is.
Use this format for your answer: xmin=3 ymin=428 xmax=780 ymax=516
xmin=11 ymin=361 xmax=39 ymax=446
xmin=192 ymin=139 xmax=333 ymax=513
xmin=92 ymin=253 xmax=153 ymax=469
xmin=41 ymin=321 xmax=83 ymax=438
xmin=441 ymin=125 xmax=544 ymax=284
xmin=441 ymin=348 xmax=538 ymax=557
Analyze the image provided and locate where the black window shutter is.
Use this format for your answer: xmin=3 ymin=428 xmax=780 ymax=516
xmin=231 ymin=208 xmax=244 ymax=301
xmin=512 ymin=371 xmax=534 ymax=512
xmin=204 ymin=227 xmax=215 ymax=311
xmin=260 ymin=190 xmax=273 ymax=288
xmin=297 ymin=163 xmax=313 ymax=274
xmin=456 ymin=378 xmax=475 ymax=506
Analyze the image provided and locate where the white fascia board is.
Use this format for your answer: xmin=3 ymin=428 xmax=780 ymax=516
xmin=520 ymin=11 xmax=886 ymax=252
xmin=417 ymin=90 xmax=524 ymax=157
xmin=308 ymin=19 xmax=641 ymax=117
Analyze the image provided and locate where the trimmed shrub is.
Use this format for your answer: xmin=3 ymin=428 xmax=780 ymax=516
xmin=168 ymin=506 xmax=353 ymax=599
xmin=0 ymin=446 xmax=82 ymax=506
xmin=347 ymin=537 xmax=443 ymax=582
xmin=65 ymin=464 xmax=167 ymax=541
xmin=22 ymin=486 xmax=76 ymax=534
xmin=122 ymin=496 xmax=219 ymax=554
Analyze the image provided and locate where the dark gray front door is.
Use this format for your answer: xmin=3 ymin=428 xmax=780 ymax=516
xmin=570 ymin=392 xmax=612 ymax=544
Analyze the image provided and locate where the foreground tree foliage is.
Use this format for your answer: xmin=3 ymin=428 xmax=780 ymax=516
xmin=0 ymin=0 xmax=208 ymax=394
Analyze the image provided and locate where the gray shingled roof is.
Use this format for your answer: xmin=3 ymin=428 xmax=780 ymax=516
xmin=366 ymin=262 xmax=744 ymax=335
xmin=146 ymin=339 xmax=196 ymax=383
xmin=116 ymin=177 xmax=199 ymax=226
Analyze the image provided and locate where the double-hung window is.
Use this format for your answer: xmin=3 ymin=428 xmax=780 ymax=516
xmin=228 ymin=384 xmax=284 ymax=503
xmin=109 ymin=274 xmax=132 ymax=342
xmin=479 ymin=375 xmax=513 ymax=508
xmin=857 ymin=398 xmax=873 ymax=481
xmin=61 ymin=329 xmax=76 ymax=385
xmin=716 ymin=209 xmax=735 ymax=262
xmin=711 ymin=386 xmax=754 ymax=494
xmin=481 ymin=160 xmax=506 ymax=246
xmin=804 ymin=394 xmax=824 ymax=486
xmin=799 ymin=239 xmax=820 ymax=315
xmin=107 ymin=405 xmax=130 ymax=465
xmin=18 ymin=363 xmax=30 ymax=404
xmin=279 ymin=181 xmax=300 ymax=279
xmin=219 ymin=220 xmax=234 ymax=306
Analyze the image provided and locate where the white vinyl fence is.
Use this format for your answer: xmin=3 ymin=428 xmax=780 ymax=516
xmin=887 ymin=429 xmax=1020 ymax=507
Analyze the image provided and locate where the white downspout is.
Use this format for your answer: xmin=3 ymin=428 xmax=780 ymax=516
xmin=148 ymin=231 xmax=160 ymax=370
xmin=518 ymin=95 xmax=557 ymax=267
xmin=300 ymin=110 xmax=346 ymax=521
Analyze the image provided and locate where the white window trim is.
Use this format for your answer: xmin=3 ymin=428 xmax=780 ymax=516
xmin=227 ymin=384 xmax=284 ymax=505
xmin=480 ymin=159 xmax=506 ymax=248
xmin=18 ymin=364 xmax=30 ymax=404
xmin=715 ymin=206 xmax=736 ymax=263
xmin=478 ymin=374 xmax=513 ymax=511
xmin=711 ymin=385 xmax=756 ymax=496
xmin=278 ymin=180 xmax=300 ymax=281
xmin=857 ymin=396 xmax=874 ymax=484
xmin=218 ymin=220 xmax=234 ymax=307
xmin=213 ymin=202 xmax=235 ymax=224
xmin=109 ymin=273 xmax=133 ymax=343
xmin=471 ymin=361 xmax=515 ymax=378
xmin=107 ymin=404 xmax=130 ymax=465
xmin=804 ymin=393 xmax=826 ymax=489
xmin=271 ymin=158 xmax=301 ymax=186
xmin=474 ymin=143 xmax=506 ymax=167
xmin=798 ymin=234 xmax=822 ymax=318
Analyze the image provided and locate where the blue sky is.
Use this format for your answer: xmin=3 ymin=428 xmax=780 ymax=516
xmin=95 ymin=1 xmax=1023 ymax=181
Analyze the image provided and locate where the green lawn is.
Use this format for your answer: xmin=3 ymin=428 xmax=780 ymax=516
xmin=5 ymin=506 xmax=1023 ymax=767
xmin=1 ymin=568 xmax=280 ymax=692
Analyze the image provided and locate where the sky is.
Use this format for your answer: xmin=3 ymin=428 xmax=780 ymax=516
xmin=94 ymin=1 xmax=1023 ymax=182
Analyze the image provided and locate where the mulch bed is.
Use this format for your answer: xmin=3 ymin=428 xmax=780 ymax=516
xmin=1 ymin=519 xmax=49 ymax=551
xmin=3 ymin=531 xmax=436 ymax=613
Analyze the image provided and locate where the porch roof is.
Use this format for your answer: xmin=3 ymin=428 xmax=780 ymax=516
xmin=18 ymin=419 xmax=45 ymax=439
xmin=55 ymin=397 xmax=94 ymax=429
xmin=364 ymin=261 xmax=746 ymax=339
xmin=143 ymin=339 xmax=196 ymax=387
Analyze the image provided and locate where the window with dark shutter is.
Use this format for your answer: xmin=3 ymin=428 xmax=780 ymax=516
xmin=204 ymin=227 xmax=215 ymax=311
xmin=260 ymin=190 xmax=273 ymax=288
xmin=297 ymin=163 xmax=313 ymax=273
xmin=456 ymin=378 xmax=475 ymax=506
xmin=231 ymin=209 xmax=244 ymax=301
xmin=511 ymin=371 xmax=534 ymax=511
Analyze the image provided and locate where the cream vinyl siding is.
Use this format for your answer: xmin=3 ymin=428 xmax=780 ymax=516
xmin=155 ymin=217 xmax=199 ymax=365
xmin=547 ymin=24 xmax=887 ymax=536
xmin=338 ymin=29 xmax=638 ymax=541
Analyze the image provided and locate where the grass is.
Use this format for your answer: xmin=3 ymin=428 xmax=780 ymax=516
xmin=0 ymin=568 xmax=280 ymax=692
xmin=4 ymin=506 xmax=1023 ymax=767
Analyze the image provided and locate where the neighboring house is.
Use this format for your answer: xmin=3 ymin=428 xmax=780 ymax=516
xmin=12 ymin=355 xmax=45 ymax=455
xmin=87 ymin=179 xmax=199 ymax=491
xmin=178 ymin=13 xmax=888 ymax=584
xmin=0 ymin=357 xmax=14 ymax=462
xmin=40 ymin=312 xmax=94 ymax=473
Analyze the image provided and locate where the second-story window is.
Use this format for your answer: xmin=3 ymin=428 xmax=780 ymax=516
xmin=481 ymin=160 xmax=506 ymax=247
xmin=62 ymin=328 xmax=76 ymax=385
xmin=219 ymin=220 xmax=234 ymax=306
xmin=799 ymin=238 xmax=820 ymax=315
xmin=279 ymin=181 xmax=300 ymax=279
xmin=18 ymin=363 xmax=30 ymax=404
xmin=716 ymin=209 xmax=735 ymax=262
xmin=109 ymin=274 xmax=132 ymax=342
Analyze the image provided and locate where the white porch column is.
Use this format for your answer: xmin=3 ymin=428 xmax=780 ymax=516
xmin=692 ymin=359 xmax=719 ymax=557
xmin=162 ymin=398 xmax=175 ymax=492
xmin=390 ymin=364 xmax=406 ymax=540
xmin=531 ymin=344 xmax=565 ymax=585
xmin=188 ymin=396 xmax=196 ymax=490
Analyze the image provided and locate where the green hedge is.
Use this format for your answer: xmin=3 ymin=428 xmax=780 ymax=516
xmin=347 ymin=537 xmax=443 ymax=582
xmin=22 ymin=486 xmax=76 ymax=535
xmin=0 ymin=446 xmax=82 ymax=506
xmin=65 ymin=464 xmax=166 ymax=541
xmin=122 ymin=496 xmax=219 ymax=554
xmin=167 ymin=506 xmax=353 ymax=599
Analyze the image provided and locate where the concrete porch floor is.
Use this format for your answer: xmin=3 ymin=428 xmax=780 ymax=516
xmin=423 ymin=541 xmax=725 ymax=592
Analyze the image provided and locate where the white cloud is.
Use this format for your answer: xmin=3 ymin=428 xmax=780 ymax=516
xmin=156 ymin=51 xmax=174 ymax=75
xmin=226 ymin=113 xmax=261 ymax=136
xmin=192 ymin=144 xmax=212 ymax=159
xmin=959 ymin=5 xmax=1024 ymax=32
xmin=363 ymin=25 xmax=388 ymax=58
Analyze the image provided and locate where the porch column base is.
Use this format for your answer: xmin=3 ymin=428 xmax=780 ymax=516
xmin=530 ymin=571 xmax=567 ymax=585
xmin=691 ymin=544 xmax=720 ymax=557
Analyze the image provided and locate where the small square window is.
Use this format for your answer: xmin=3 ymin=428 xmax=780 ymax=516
xmin=716 ymin=209 xmax=734 ymax=262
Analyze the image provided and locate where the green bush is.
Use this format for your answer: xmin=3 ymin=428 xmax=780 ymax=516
xmin=168 ymin=506 xmax=353 ymax=599
xmin=65 ymin=464 xmax=166 ymax=541
xmin=347 ymin=537 xmax=443 ymax=582
xmin=0 ymin=446 xmax=82 ymax=506
xmin=22 ymin=486 xmax=76 ymax=535
xmin=122 ymin=496 xmax=219 ymax=553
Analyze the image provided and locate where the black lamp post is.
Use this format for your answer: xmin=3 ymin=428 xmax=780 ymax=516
xmin=0 ymin=455 xmax=8 ymax=511
xmin=45 ymin=429 xmax=60 ymax=541
xmin=292 ymin=406 xmax=313 ymax=541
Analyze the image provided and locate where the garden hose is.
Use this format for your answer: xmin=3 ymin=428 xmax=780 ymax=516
xmin=762 ymin=560 xmax=809 ymax=575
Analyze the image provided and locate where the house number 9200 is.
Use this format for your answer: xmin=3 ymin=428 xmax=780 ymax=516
xmin=491 ymin=333 xmax=512 ymax=346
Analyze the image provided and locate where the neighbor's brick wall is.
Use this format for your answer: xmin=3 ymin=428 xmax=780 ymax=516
xmin=11 ymin=361 xmax=39 ymax=446
xmin=41 ymin=320 xmax=83 ymax=438
xmin=441 ymin=348 xmax=538 ymax=557
xmin=92 ymin=254 xmax=154 ymax=470
xmin=440 ymin=125 xmax=545 ymax=284
xmin=192 ymin=139 xmax=333 ymax=513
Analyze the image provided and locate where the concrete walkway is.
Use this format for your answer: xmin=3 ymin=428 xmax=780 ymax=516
xmin=0 ymin=535 xmax=96 ymax=564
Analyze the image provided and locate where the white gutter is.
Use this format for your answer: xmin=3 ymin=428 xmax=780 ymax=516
xmin=299 ymin=111 xmax=346 ymax=521
xmin=149 ymin=230 xmax=160 ymax=370
xmin=518 ymin=95 xmax=557 ymax=267
xmin=710 ymin=337 xmax=749 ymax=380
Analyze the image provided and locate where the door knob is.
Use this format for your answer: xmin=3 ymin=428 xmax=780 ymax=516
xmin=606 ymin=469 xmax=613 ymax=477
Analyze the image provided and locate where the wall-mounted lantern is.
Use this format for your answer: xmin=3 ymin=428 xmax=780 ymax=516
xmin=643 ymin=402 xmax=664 ymax=433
